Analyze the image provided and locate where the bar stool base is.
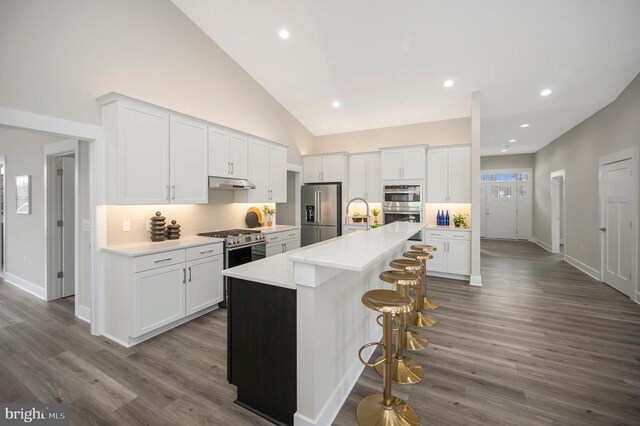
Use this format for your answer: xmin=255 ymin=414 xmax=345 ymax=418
xmin=397 ymin=330 xmax=428 ymax=351
xmin=357 ymin=394 xmax=420 ymax=426
xmin=374 ymin=356 xmax=424 ymax=384
xmin=422 ymin=296 xmax=439 ymax=310
xmin=412 ymin=311 xmax=437 ymax=327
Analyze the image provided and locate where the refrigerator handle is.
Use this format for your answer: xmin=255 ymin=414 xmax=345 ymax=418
xmin=317 ymin=191 xmax=322 ymax=223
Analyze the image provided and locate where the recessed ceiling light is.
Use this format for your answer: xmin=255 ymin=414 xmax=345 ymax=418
xmin=443 ymin=79 xmax=454 ymax=88
xmin=278 ymin=28 xmax=290 ymax=39
xmin=332 ymin=101 xmax=340 ymax=108
xmin=520 ymin=123 xmax=530 ymax=128
xmin=509 ymin=139 xmax=517 ymax=143
xmin=501 ymin=149 xmax=508 ymax=152
xmin=540 ymin=88 xmax=552 ymax=96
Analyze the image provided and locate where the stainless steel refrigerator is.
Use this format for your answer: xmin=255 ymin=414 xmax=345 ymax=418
xmin=301 ymin=183 xmax=342 ymax=246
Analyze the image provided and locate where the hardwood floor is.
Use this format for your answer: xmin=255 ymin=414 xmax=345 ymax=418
xmin=336 ymin=239 xmax=640 ymax=425
xmin=1 ymin=240 xmax=638 ymax=425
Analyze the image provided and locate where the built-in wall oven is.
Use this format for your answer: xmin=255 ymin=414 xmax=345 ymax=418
xmin=383 ymin=184 xmax=423 ymax=241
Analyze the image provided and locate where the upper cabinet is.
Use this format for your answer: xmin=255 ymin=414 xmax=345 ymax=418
xmin=237 ymin=138 xmax=287 ymax=203
xmin=100 ymin=95 xmax=207 ymax=205
xmin=349 ymin=152 xmax=381 ymax=202
xmin=427 ymin=145 xmax=470 ymax=203
xmin=302 ymin=154 xmax=348 ymax=183
xmin=208 ymin=125 xmax=248 ymax=179
xmin=380 ymin=146 xmax=427 ymax=180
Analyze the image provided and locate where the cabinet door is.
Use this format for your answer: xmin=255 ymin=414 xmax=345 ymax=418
xmin=229 ymin=132 xmax=248 ymax=179
xmin=246 ymin=139 xmax=270 ymax=202
xmin=448 ymin=146 xmax=471 ymax=203
xmin=423 ymin=238 xmax=447 ymax=272
xmin=349 ymin=155 xmax=367 ymax=200
xmin=283 ymin=237 xmax=300 ymax=252
xmin=208 ymin=125 xmax=230 ymax=177
xmin=366 ymin=153 xmax=382 ymax=202
xmin=427 ymin=148 xmax=449 ymax=202
xmin=170 ymin=115 xmax=208 ymax=204
xmin=186 ymin=255 xmax=223 ymax=315
xmin=133 ymin=263 xmax=185 ymax=337
xmin=303 ymin=156 xmax=323 ymax=183
xmin=266 ymin=242 xmax=284 ymax=257
xmin=447 ymin=240 xmax=471 ymax=275
xmin=401 ymin=147 xmax=426 ymax=180
xmin=269 ymin=144 xmax=288 ymax=202
xmin=322 ymin=155 xmax=344 ymax=182
xmin=381 ymin=149 xmax=402 ymax=180
xmin=118 ymin=102 xmax=170 ymax=204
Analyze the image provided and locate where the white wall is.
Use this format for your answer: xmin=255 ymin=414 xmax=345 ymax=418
xmin=481 ymin=154 xmax=535 ymax=170
xmin=0 ymin=0 xmax=314 ymax=164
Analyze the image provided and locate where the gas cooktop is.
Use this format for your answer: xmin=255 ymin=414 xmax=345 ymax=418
xmin=197 ymin=229 xmax=265 ymax=248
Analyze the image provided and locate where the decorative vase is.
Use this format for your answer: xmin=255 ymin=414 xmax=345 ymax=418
xmin=266 ymin=214 xmax=273 ymax=227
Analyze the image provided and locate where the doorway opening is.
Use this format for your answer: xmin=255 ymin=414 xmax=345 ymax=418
xmin=480 ymin=169 xmax=532 ymax=240
xmin=550 ymin=170 xmax=565 ymax=255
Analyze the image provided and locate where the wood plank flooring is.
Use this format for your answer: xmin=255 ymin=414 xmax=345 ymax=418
xmin=0 ymin=239 xmax=638 ymax=425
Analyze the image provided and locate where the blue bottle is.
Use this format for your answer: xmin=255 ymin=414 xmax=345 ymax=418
xmin=436 ymin=210 xmax=442 ymax=226
xmin=445 ymin=210 xmax=450 ymax=226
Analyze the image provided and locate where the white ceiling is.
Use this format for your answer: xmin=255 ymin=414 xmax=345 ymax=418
xmin=172 ymin=0 xmax=640 ymax=155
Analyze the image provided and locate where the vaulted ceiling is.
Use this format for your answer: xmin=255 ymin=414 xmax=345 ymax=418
xmin=172 ymin=0 xmax=640 ymax=155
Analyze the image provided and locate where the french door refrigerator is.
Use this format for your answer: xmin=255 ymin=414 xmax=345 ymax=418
xmin=301 ymin=183 xmax=342 ymax=246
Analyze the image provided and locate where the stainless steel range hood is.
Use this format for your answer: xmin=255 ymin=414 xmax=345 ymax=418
xmin=208 ymin=176 xmax=256 ymax=190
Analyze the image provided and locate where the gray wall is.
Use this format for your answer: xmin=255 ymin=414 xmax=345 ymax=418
xmin=533 ymin=72 xmax=640 ymax=284
xmin=481 ymin=154 xmax=535 ymax=170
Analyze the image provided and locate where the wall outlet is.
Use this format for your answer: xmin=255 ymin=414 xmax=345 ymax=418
xmin=123 ymin=221 xmax=131 ymax=232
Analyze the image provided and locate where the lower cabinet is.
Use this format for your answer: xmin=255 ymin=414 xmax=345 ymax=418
xmin=104 ymin=242 xmax=224 ymax=347
xmin=263 ymin=228 xmax=301 ymax=257
xmin=424 ymin=229 xmax=471 ymax=276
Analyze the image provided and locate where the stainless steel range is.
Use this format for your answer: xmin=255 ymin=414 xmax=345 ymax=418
xmin=197 ymin=229 xmax=266 ymax=307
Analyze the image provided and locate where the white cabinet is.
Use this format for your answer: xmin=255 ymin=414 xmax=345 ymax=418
xmin=302 ymin=154 xmax=348 ymax=183
xmin=427 ymin=145 xmax=470 ymax=203
xmin=262 ymin=229 xmax=301 ymax=257
xmin=208 ymin=124 xmax=248 ymax=179
xmin=381 ymin=146 xmax=426 ymax=180
xmin=237 ymin=139 xmax=288 ymax=203
xmin=349 ymin=153 xmax=382 ymax=202
xmin=424 ymin=229 xmax=470 ymax=276
xmin=134 ymin=263 xmax=185 ymax=336
xmin=100 ymin=95 xmax=208 ymax=205
xmin=186 ymin=255 xmax=224 ymax=315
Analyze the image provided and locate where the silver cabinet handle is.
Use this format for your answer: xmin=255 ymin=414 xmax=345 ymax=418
xmin=599 ymin=227 xmax=606 ymax=232
xmin=317 ymin=191 xmax=322 ymax=223
xmin=284 ymin=242 xmax=287 ymax=252
xmin=182 ymin=268 xmax=186 ymax=283
xmin=154 ymin=257 xmax=172 ymax=263
xmin=171 ymin=185 xmax=176 ymax=200
xmin=231 ymin=162 xmax=234 ymax=175
xmin=188 ymin=266 xmax=192 ymax=282
xmin=200 ymin=249 xmax=215 ymax=254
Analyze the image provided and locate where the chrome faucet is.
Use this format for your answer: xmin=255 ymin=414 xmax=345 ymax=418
xmin=346 ymin=197 xmax=370 ymax=230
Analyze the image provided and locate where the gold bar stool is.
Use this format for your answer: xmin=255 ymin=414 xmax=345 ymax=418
xmin=403 ymin=251 xmax=437 ymax=327
xmin=357 ymin=289 xmax=419 ymax=426
xmin=388 ymin=259 xmax=429 ymax=351
xmin=410 ymin=244 xmax=439 ymax=310
xmin=374 ymin=270 xmax=424 ymax=384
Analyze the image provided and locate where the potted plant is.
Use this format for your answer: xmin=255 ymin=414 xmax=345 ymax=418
xmin=452 ymin=213 xmax=469 ymax=228
xmin=372 ymin=208 xmax=380 ymax=224
xmin=262 ymin=205 xmax=276 ymax=227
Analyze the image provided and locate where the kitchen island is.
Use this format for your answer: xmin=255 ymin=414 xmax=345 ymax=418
xmin=223 ymin=222 xmax=425 ymax=426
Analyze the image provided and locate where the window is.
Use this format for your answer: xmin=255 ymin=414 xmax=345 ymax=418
xmin=481 ymin=172 xmax=529 ymax=182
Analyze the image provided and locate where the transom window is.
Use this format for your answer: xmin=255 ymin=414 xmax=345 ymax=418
xmin=481 ymin=172 xmax=529 ymax=182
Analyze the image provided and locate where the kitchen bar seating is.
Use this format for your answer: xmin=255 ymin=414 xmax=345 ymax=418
xmin=403 ymin=250 xmax=437 ymax=327
xmin=411 ymin=244 xmax=439 ymax=309
xmin=357 ymin=289 xmax=419 ymax=426
xmin=388 ymin=259 xmax=429 ymax=351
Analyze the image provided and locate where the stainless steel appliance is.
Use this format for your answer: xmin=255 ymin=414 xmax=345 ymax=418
xmin=208 ymin=176 xmax=255 ymax=190
xmin=382 ymin=184 xmax=423 ymax=241
xmin=197 ymin=229 xmax=266 ymax=307
xmin=301 ymin=183 xmax=342 ymax=246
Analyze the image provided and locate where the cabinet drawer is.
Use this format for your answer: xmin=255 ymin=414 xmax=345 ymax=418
xmin=135 ymin=249 xmax=185 ymax=272
xmin=282 ymin=229 xmax=300 ymax=240
xmin=424 ymin=229 xmax=471 ymax=241
xmin=265 ymin=232 xmax=282 ymax=243
xmin=186 ymin=243 xmax=223 ymax=261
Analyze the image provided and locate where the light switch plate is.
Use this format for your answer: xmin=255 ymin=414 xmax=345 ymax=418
xmin=82 ymin=220 xmax=91 ymax=232
xmin=123 ymin=221 xmax=131 ymax=232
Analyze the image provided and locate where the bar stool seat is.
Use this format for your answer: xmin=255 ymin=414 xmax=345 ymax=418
xmin=410 ymin=244 xmax=437 ymax=252
xmin=388 ymin=259 xmax=429 ymax=351
xmin=362 ymin=289 xmax=415 ymax=314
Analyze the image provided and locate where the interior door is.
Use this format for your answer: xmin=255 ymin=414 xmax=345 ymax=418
xmin=60 ymin=156 xmax=75 ymax=298
xmin=601 ymin=159 xmax=633 ymax=297
xmin=480 ymin=183 xmax=487 ymax=238
xmin=516 ymin=182 xmax=531 ymax=240
xmin=170 ymin=115 xmax=208 ymax=204
xmin=486 ymin=182 xmax=517 ymax=239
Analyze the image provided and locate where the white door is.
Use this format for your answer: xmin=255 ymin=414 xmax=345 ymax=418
xmin=303 ymin=156 xmax=322 ymax=183
xmin=427 ymin=148 xmax=448 ymax=202
xmin=169 ymin=115 xmax=208 ymax=204
xmin=480 ymin=183 xmax=487 ymax=238
xmin=60 ymin=156 xmax=75 ymax=297
xmin=229 ymin=132 xmax=248 ymax=179
xmin=601 ymin=159 xmax=634 ymax=297
xmin=448 ymin=146 xmax=471 ymax=202
xmin=447 ymin=240 xmax=471 ymax=275
xmin=246 ymin=139 xmax=270 ymax=202
xmin=401 ymin=147 xmax=426 ymax=180
xmin=269 ymin=144 xmax=288 ymax=202
xmin=134 ymin=263 xmax=186 ymax=337
xmin=551 ymin=176 xmax=563 ymax=253
xmin=381 ymin=150 xmax=402 ymax=180
xmin=366 ymin=154 xmax=382 ymax=202
xmin=424 ymin=239 xmax=447 ymax=272
xmin=516 ymin=182 xmax=531 ymax=240
xmin=486 ymin=182 xmax=517 ymax=239
xmin=322 ymin=155 xmax=343 ymax=182
xmin=186 ymin=255 xmax=223 ymax=315
xmin=349 ymin=155 xmax=367 ymax=200
xmin=208 ymin=125 xmax=230 ymax=177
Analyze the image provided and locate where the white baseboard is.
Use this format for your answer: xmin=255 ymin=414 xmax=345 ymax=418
xmin=76 ymin=304 xmax=91 ymax=323
xmin=635 ymin=292 xmax=640 ymax=305
xmin=564 ymin=255 xmax=600 ymax=281
xmin=294 ymin=327 xmax=383 ymax=426
xmin=532 ymin=238 xmax=552 ymax=252
xmin=3 ymin=273 xmax=46 ymax=299
xmin=469 ymin=275 xmax=482 ymax=286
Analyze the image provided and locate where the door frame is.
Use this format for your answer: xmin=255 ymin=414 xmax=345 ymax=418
xmin=44 ymin=140 xmax=78 ymax=302
xmin=599 ymin=147 xmax=638 ymax=302
xmin=550 ymin=169 xmax=565 ymax=255
xmin=0 ymin=155 xmax=5 ymax=278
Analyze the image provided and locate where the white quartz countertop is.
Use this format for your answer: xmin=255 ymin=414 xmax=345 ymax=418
xmin=102 ymin=235 xmax=224 ymax=256
xmin=222 ymin=248 xmax=299 ymax=290
xmin=241 ymin=224 xmax=300 ymax=234
xmin=425 ymin=225 xmax=471 ymax=232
